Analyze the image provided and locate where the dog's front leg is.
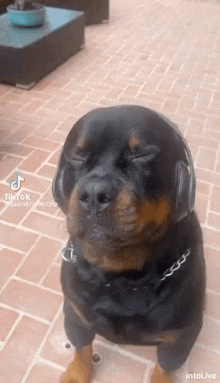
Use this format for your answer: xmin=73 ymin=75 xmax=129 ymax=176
xmin=60 ymin=344 xmax=93 ymax=383
xmin=151 ymin=364 xmax=174 ymax=383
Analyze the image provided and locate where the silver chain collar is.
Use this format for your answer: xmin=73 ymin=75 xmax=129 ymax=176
xmin=61 ymin=246 xmax=77 ymax=263
xmin=61 ymin=245 xmax=191 ymax=284
xmin=160 ymin=248 xmax=191 ymax=281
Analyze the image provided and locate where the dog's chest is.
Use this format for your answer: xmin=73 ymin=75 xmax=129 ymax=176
xmin=92 ymin=285 xmax=166 ymax=343
xmin=74 ymin=267 xmax=168 ymax=344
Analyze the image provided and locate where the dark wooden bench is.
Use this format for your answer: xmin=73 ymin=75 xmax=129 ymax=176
xmin=0 ymin=7 xmax=84 ymax=89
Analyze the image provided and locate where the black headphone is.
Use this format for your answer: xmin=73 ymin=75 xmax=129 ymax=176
xmin=159 ymin=114 xmax=196 ymax=223
xmin=174 ymin=140 xmax=196 ymax=222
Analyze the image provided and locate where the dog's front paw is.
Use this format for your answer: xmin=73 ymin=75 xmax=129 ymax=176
xmin=60 ymin=366 xmax=78 ymax=383
xmin=60 ymin=345 xmax=93 ymax=383
xmin=151 ymin=364 xmax=174 ymax=383
xmin=60 ymin=363 xmax=92 ymax=383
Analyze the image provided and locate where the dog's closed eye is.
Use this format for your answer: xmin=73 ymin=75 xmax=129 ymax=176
xmin=130 ymin=145 xmax=160 ymax=163
xmin=64 ymin=152 xmax=85 ymax=165
xmin=131 ymin=152 xmax=158 ymax=163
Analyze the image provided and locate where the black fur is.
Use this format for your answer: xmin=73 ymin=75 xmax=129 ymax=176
xmin=53 ymin=105 xmax=206 ymax=373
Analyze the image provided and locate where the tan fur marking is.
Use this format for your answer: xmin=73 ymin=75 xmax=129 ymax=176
xmin=160 ymin=331 xmax=179 ymax=344
xmin=129 ymin=136 xmax=141 ymax=152
xmin=151 ymin=364 xmax=174 ymax=383
xmin=67 ymin=188 xmax=80 ymax=236
xmin=117 ymin=189 xmax=133 ymax=210
xmin=60 ymin=344 xmax=92 ymax=383
xmin=76 ymin=136 xmax=89 ymax=151
xmin=151 ymin=331 xmax=179 ymax=383
xmin=114 ymin=190 xmax=171 ymax=239
xmin=81 ymin=241 xmax=151 ymax=273
xmin=68 ymin=187 xmax=80 ymax=212
xmin=137 ymin=196 xmax=170 ymax=231
xmin=101 ymin=245 xmax=151 ymax=272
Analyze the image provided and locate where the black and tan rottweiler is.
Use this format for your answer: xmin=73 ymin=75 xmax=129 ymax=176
xmin=52 ymin=105 xmax=206 ymax=383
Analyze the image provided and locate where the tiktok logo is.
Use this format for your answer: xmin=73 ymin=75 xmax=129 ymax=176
xmin=9 ymin=173 xmax=25 ymax=191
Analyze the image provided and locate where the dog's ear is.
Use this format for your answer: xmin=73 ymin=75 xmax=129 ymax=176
xmin=52 ymin=151 xmax=75 ymax=214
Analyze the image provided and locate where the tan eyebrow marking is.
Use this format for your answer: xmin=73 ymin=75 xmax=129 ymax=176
xmin=76 ymin=136 xmax=89 ymax=151
xmin=129 ymin=136 xmax=141 ymax=152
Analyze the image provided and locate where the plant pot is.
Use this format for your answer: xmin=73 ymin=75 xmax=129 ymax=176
xmin=7 ymin=2 xmax=46 ymax=27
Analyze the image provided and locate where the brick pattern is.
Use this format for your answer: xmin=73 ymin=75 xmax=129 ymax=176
xmin=1 ymin=0 xmax=220 ymax=381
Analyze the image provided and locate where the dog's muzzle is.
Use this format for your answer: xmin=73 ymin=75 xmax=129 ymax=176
xmin=79 ymin=178 xmax=116 ymax=213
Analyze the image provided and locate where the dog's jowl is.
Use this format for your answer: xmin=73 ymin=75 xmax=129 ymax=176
xmin=53 ymin=105 xmax=206 ymax=383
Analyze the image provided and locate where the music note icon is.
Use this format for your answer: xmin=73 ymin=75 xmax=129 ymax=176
xmin=9 ymin=173 xmax=25 ymax=191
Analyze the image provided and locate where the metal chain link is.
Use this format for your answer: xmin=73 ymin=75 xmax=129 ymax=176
xmin=161 ymin=248 xmax=191 ymax=281
xmin=61 ymin=246 xmax=77 ymax=263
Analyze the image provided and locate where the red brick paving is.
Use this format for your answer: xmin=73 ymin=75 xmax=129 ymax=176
xmin=0 ymin=316 xmax=49 ymax=383
xmin=1 ymin=0 xmax=220 ymax=381
xmin=0 ymin=279 xmax=62 ymax=321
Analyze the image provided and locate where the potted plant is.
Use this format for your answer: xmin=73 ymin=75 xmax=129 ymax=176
xmin=7 ymin=0 xmax=46 ymax=27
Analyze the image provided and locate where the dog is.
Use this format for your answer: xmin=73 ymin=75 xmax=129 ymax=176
xmin=52 ymin=105 xmax=206 ymax=383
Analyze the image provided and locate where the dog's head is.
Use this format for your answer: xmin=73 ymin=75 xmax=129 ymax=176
xmin=53 ymin=105 xmax=195 ymax=253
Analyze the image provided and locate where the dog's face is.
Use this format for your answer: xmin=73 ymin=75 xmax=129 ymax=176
xmin=53 ymin=105 xmax=188 ymax=252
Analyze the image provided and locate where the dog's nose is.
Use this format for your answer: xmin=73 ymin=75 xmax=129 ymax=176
xmin=79 ymin=180 xmax=114 ymax=211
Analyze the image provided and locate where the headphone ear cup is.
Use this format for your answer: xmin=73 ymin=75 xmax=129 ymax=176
xmin=175 ymin=160 xmax=195 ymax=222
xmin=52 ymin=153 xmax=69 ymax=214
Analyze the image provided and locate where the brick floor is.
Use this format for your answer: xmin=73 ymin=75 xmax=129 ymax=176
xmin=1 ymin=0 xmax=220 ymax=382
